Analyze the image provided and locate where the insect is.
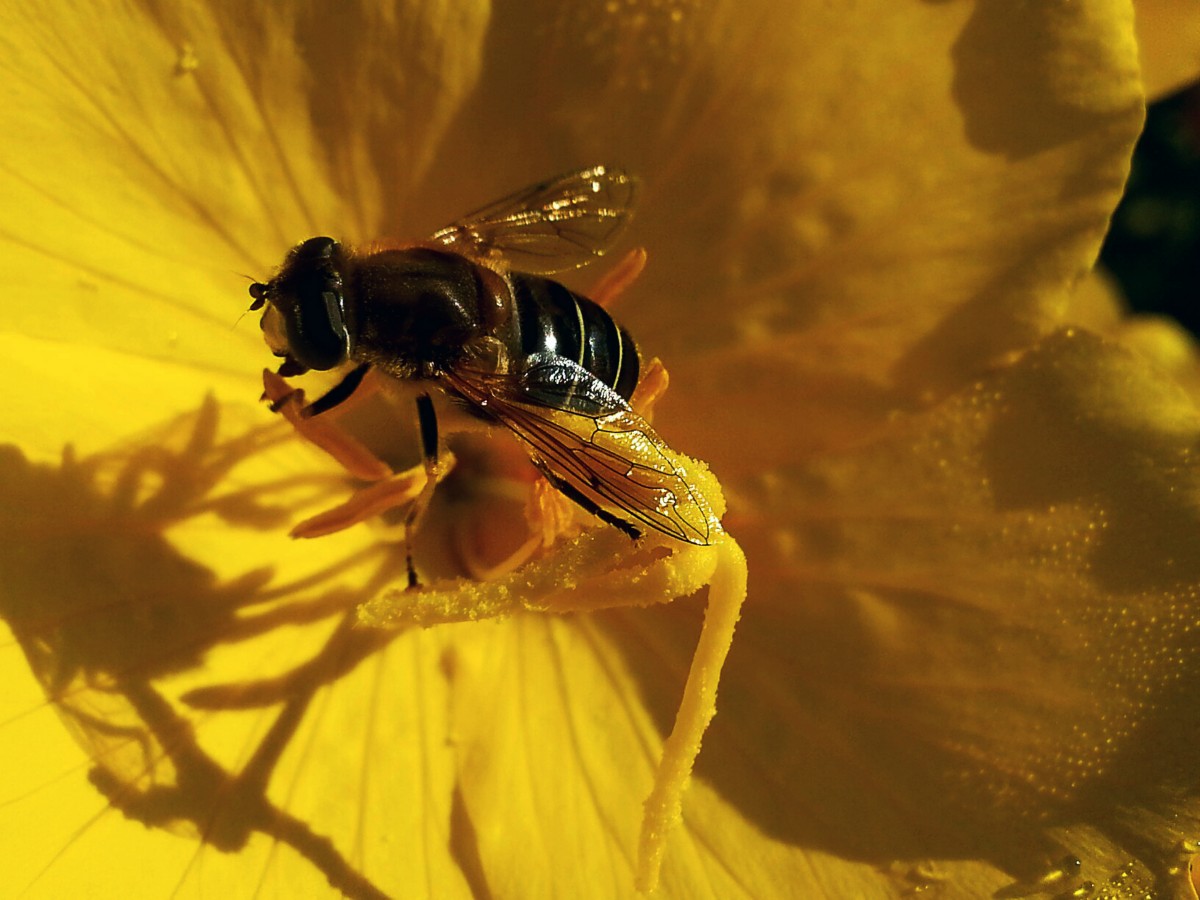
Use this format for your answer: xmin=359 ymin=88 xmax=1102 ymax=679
xmin=249 ymin=165 xmax=718 ymax=584
xmin=247 ymin=168 xmax=744 ymax=892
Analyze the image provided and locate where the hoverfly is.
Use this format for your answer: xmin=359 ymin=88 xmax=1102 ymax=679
xmin=249 ymin=166 xmax=718 ymax=583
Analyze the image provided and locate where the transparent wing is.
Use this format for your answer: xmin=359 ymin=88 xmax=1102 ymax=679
xmin=442 ymin=353 xmax=717 ymax=546
xmin=430 ymin=165 xmax=637 ymax=275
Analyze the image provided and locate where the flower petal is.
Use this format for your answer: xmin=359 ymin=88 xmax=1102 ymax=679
xmin=1067 ymin=269 xmax=1200 ymax=397
xmin=0 ymin=2 xmax=488 ymax=373
xmin=410 ymin=2 xmax=1142 ymax=469
xmin=0 ymin=379 xmax=481 ymax=897
xmin=0 ymin=332 xmax=253 ymax=458
xmin=445 ymin=614 xmax=654 ymax=897
xmin=1134 ymin=0 xmax=1200 ymax=99
xmin=657 ymin=329 xmax=1200 ymax=893
xmin=0 ymin=1 xmax=1162 ymax=897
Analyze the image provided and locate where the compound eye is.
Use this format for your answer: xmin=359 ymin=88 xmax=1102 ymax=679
xmin=295 ymin=236 xmax=338 ymax=261
xmin=273 ymin=236 xmax=350 ymax=371
xmin=285 ymin=285 xmax=350 ymax=371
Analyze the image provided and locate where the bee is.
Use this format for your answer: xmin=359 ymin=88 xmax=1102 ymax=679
xmin=249 ymin=166 xmax=717 ymax=581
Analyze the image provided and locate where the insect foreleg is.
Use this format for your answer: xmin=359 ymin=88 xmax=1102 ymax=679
xmin=301 ymin=363 xmax=372 ymax=417
xmin=404 ymin=393 xmax=443 ymax=589
xmin=262 ymin=370 xmax=457 ymax=539
xmin=262 ymin=369 xmax=391 ymax=482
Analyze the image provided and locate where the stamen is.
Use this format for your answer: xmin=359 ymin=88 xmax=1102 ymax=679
xmin=635 ymin=537 xmax=747 ymax=892
xmin=356 ymin=528 xmax=749 ymax=895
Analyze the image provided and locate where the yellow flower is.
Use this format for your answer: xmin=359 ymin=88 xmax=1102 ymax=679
xmin=1133 ymin=0 xmax=1200 ymax=99
xmin=4 ymin=2 xmax=1192 ymax=898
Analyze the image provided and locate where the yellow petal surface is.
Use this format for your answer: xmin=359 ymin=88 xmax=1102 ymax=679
xmin=683 ymin=329 xmax=1200 ymax=896
xmin=0 ymin=1 xmax=1171 ymax=899
xmin=1134 ymin=0 xmax=1200 ymax=99
xmin=413 ymin=1 xmax=1143 ymax=468
xmin=0 ymin=351 xmax=478 ymax=898
xmin=1068 ymin=268 xmax=1200 ymax=397
xmin=0 ymin=1 xmax=488 ymax=374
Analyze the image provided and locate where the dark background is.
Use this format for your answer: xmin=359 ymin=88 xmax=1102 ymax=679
xmin=1101 ymin=80 xmax=1200 ymax=337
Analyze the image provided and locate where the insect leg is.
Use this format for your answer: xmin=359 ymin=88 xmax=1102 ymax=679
xmin=263 ymin=369 xmax=391 ymax=482
xmin=301 ymin=363 xmax=372 ymax=417
xmin=404 ymin=393 xmax=442 ymax=589
xmin=541 ymin=470 xmax=642 ymax=542
xmin=263 ymin=371 xmax=459 ymax=541
xmin=290 ymin=465 xmax=431 ymax=538
xmin=267 ymin=364 xmax=371 ymax=417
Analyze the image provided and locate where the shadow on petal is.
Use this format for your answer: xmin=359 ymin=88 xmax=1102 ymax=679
xmin=0 ymin=396 xmax=406 ymax=899
xmin=945 ymin=0 xmax=1140 ymax=160
xmin=612 ymin=330 xmax=1200 ymax=895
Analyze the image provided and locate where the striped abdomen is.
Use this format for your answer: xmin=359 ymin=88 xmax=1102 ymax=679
xmin=507 ymin=273 xmax=640 ymax=401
